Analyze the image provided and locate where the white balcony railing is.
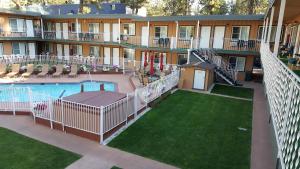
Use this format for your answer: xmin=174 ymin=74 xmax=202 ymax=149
xmin=0 ymin=30 xmax=42 ymax=38
xmin=260 ymin=42 xmax=300 ymax=169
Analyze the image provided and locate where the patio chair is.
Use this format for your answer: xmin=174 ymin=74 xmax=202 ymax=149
xmin=143 ymin=77 xmax=150 ymax=86
xmin=6 ymin=64 xmax=20 ymax=78
xmin=0 ymin=64 xmax=7 ymax=77
xmin=37 ymin=64 xmax=49 ymax=77
xmin=68 ymin=64 xmax=78 ymax=77
xmin=103 ymin=66 xmax=110 ymax=72
xmin=52 ymin=64 xmax=63 ymax=77
xmin=21 ymin=64 xmax=34 ymax=78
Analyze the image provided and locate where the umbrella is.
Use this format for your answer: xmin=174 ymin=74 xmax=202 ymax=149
xmin=150 ymin=53 xmax=154 ymax=76
xmin=143 ymin=52 xmax=148 ymax=67
xmin=159 ymin=53 xmax=164 ymax=71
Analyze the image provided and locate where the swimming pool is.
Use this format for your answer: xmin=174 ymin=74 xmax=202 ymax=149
xmin=0 ymin=81 xmax=115 ymax=101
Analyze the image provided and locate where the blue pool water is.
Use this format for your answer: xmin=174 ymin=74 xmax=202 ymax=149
xmin=0 ymin=81 xmax=115 ymax=101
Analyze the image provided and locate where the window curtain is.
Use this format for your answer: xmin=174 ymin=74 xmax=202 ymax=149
xmin=240 ymin=26 xmax=250 ymax=41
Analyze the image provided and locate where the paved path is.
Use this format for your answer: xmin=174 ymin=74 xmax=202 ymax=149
xmin=244 ymin=82 xmax=276 ymax=169
xmin=0 ymin=115 xmax=178 ymax=169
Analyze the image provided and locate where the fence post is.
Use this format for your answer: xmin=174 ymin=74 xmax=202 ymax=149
xmin=49 ymin=98 xmax=53 ymax=129
xmin=11 ymin=89 xmax=16 ymax=116
xmin=126 ymin=93 xmax=129 ymax=125
xmin=134 ymin=89 xmax=138 ymax=118
xmin=28 ymin=88 xmax=35 ymax=122
xmin=100 ymin=106 xmax=104 ymax=144
xmin=61 ymin=99 xmax=65 ymax=131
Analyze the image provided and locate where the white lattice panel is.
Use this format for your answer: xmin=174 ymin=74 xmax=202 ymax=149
xmin=261 ymin=43 xmax=300 ymax=169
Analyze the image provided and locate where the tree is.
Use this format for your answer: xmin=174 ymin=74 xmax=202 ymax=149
xmin=230 ymin=0 xmax=268 ymax=15
xmin=198 ymin=0 xmax=228 ymax=15
xmin=120 ymin=0 xmax=147 ymax=14
xmin=147 ymin=0 xmax=193 ymax=16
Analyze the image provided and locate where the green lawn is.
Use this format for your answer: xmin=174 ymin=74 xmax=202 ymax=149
xmin=294 ymin=70 xmax=300 ymax=76
xmin=109 ymin=90 xmax=253 ymax=169
xmin=0 ymin=127 xmax=81 ymax=169
xmin=211 ymin=84 xmax=254 ymax=99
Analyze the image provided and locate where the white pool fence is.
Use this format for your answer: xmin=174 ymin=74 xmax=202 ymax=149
xmin=0 ymin=70 xmax=179 ymax=144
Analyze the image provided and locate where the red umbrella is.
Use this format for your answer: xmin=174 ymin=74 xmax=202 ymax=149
xmin=159 ymin=53 xmax=164 ymax=71
xmin=143 ymin=52 xmax=148 ymax=67
xmin=150 ymin=53 xmax=154 ymax=76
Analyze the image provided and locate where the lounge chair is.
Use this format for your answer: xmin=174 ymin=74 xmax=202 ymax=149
xmin=68 ymin=64 xmax=78 ymax=77
xmin=37 ymin=64 xmax=49 ymax=77
xmin=142 ymin=77 xmax=149 ymax=86
xmin=21 ymin=64 xmax=34 ymax=77
xmin=0 ymin=64 xmax=7 ymax=77
xmin=6 ymin=64 xmax=20 ymax=78
xmin=52 ymin=64 xmax=63 ymax=77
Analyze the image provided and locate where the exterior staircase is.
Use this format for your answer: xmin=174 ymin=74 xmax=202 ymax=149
xmin=191 ymin=49 xmax=238 ymax=85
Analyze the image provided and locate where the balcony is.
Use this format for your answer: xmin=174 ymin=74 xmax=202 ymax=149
xmin=0 ymin=30 xmax=42 ymax=39
xmin=42 ymin=31 xmax=260 ymax=54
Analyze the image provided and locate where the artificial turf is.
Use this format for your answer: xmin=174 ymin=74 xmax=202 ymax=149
xmin=0 ymin=127 xmax=81 ymax=169
xmin=109 ymin=90 xmax=253 ymax=169
xmin=211 ymin=84 xmax=254 ymax=99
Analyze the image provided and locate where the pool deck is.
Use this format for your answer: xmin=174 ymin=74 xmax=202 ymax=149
xmin=0 ymin=74 xmax=136 ymax=93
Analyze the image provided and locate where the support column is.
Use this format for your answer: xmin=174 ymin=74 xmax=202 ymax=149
xmin=118 ymin=18 xmax=121 ymax=44
xmin=274 ymin=0 xmax=286 ymax=56
xmin=40 ymin=18 xmax=44 ymax=39
xmin=264 ymin=17 xmax=269 ymax=43
xmin=187 ymin=49 xmax=191 ymax=64
xmin=76 ymin=18 xmax=79 ymax=41
xmin=262 ymin=19 xmax=266 ymax=41
xmin=175 ymin=21 xmax=178 ymax=49
xmin=267 ymin=7 xmax=275 ymax=43
xmin=196 ymin=20 xmax=200 ymax=49
xmin=147 ymin=21 xmax=150 ymax=47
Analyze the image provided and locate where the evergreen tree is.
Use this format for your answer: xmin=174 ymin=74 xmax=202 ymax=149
xmin=147 ymin=0 xmax=193 ymax=16
xmin=198 ymin=0 xmax=228 ymax=15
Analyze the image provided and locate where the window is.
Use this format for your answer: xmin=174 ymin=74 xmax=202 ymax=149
xmin=231 ymin=26 xmax=250 ymax=40
xmin=124 ymin=48 xmax=135 ymax=61
xmin=45 ymin=43 xmax=53 ymax=53
xmin=179 ymin=26 xmax=194 ymax=39
xmin=89 ymin=46 xmax=99 ymax=57
xmin=111 ymin=4 xmax=116 ymax=10
xmin=70 ymin=45 xmax=82 ymax=56
xmin=9 ymin=18 xmax=25 ymax=32
xmin=44 ymin=23 xmax=54 ymax=31
xmin=123 ymin=23 xmax=135 ymax=35
xmin=257 ymin=26 xmax=264 ymax=40
xmin=178 ymin=54 xmax=187 ymax=65
xmin=229 ymin=56 xmax=246 ymax=72
xmin=154 ymin=26 xmax=167 ymax=38
xmin=153 ymin=52 xmax=167 ymax=66
xmin=88 ymin=23 xmax=99 ymax=33
xmin=71 ymin=23 xmax=81 ymax=33
xmin=258 ymin=26 xmax=277 ymax=42
xmin=12 ymin=42 xmax=26 ymax=55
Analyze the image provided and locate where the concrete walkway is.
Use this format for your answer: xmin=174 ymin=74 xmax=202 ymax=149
xmin=243 ymin=82 xmax=276 ymax=169
xmin=0 ymin=115 xmax=178 ymax=169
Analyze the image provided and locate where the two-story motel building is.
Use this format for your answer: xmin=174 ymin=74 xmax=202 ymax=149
xmin=0 ymin=4 xmax=265 ymax=82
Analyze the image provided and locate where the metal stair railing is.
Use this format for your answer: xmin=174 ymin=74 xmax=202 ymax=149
xmin=191 ymin=49 xmax=237 ymax=85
